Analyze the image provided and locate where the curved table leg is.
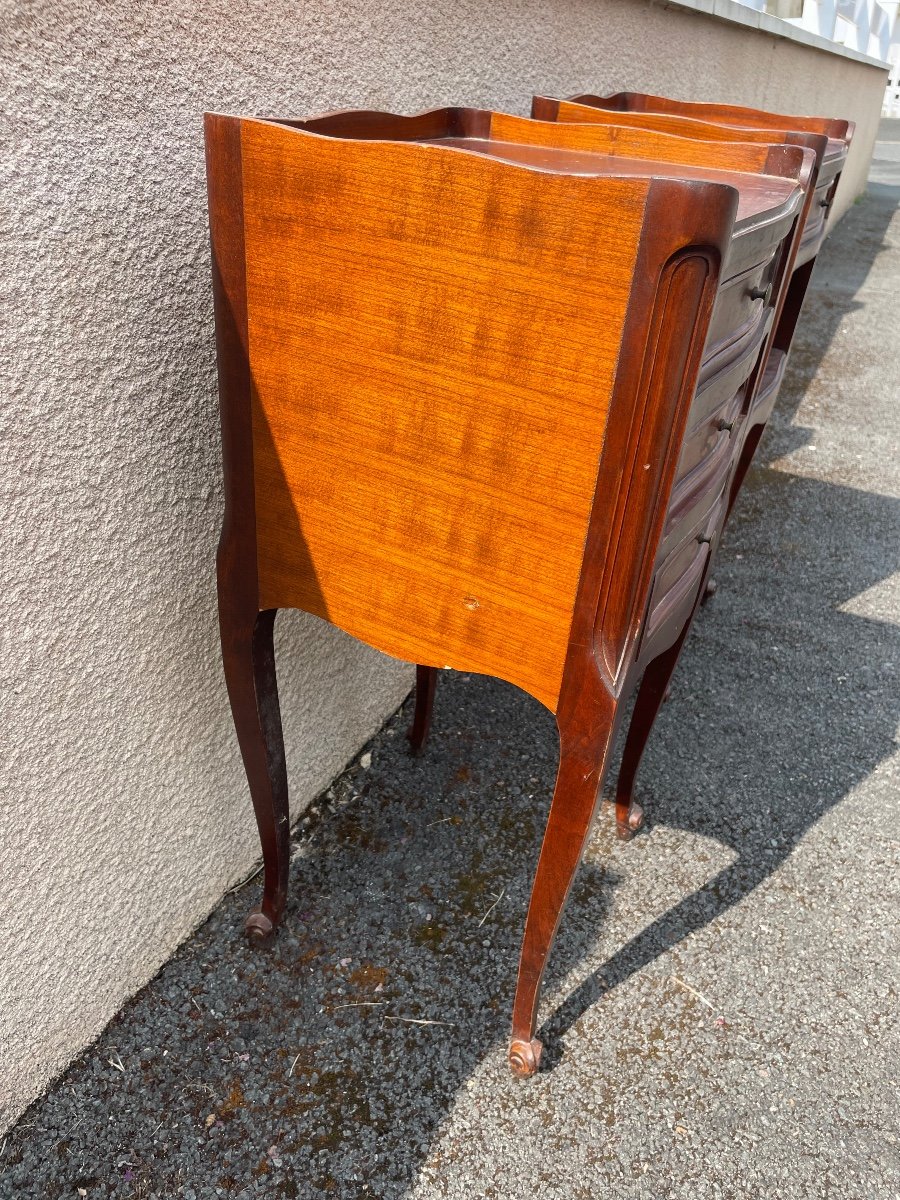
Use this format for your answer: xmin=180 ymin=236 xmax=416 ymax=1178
xmin=613 ymin=624 xmax=692 ymax=841
xmin=220 ymin=605 xmax=290 ymax=943
xmin=509 ymin=689 xmax=618 ymax=1077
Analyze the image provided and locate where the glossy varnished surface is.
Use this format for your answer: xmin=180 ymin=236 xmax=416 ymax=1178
xmin=536 ymin=94 xmax=846 ymax=264
xmin=205 ymin=100 xmax=834 ymax=1076
xmin=579 ymin=89 xmax=853 ymax=143
xmin=534 ymin=94 xmax=834 ymax=155
xmin=240 ymin=118 xmax=652 ymax=711
xmin=286 ymin=107 xmax=804 ymax=683
xmin=295 ymin=107 xmax=805 ymax=236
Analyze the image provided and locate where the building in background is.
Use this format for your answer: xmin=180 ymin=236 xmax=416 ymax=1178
xmin=730 ymin=0 xmax=898 ymax=109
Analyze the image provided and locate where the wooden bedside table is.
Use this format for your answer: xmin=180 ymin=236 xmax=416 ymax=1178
xmin=535 ymin=92 xmax=852 ymax=511
xmin=205 ymin=109 xmax=805 ymax=1074
xmin=337 ymin=107 xmax=813 ymax=831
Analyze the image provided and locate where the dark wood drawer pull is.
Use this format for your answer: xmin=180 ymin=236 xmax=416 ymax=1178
xmin=748 ymin=284 xmax=770 ymax=302
xmin=820 ymin=198 xmax=829 ymax=207
xmin=717 ymin=418 xmax=735 ymax=432
xmin=697 ymin=534 xmax=712 ymax=544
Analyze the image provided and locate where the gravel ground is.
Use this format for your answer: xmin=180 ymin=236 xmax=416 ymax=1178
xmin=2 ymin=132 xmax=898 ymax=1200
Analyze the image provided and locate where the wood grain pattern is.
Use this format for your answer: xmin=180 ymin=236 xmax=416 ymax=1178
xmin=294 ymin=106 xmax=807 ymax=180
xmin=533 ymin=95 xmax=828 ymax=151
xmin=509 ymin=175 xmax=737 ymax=1072
xmin=292 ymin=107 xmax=806 ymax=345
xmin=488 ymin=110 xmax=803 ymax=178
xmin=579 ymin=90 xmax=853 ymax=144
xmin=539 ymin=90 xmax=852 ymax=865
xmin=205 ymin=114 xmax=291 ymax=940
xmin=532 ymin=96 xmax=826 ymax=259
xmin=290 ymin=106 xmax=808 ymax=771
xmin=240 ymin=118 xmax=652 ymax=711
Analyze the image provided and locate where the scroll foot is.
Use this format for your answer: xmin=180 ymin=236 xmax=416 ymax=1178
xmin=245 ymin=907 xmax=277 ymax=945
xmin=509 ymin=1037 xmax=543 ymax=1078
xmin=615 ymin=799 xmax=645 ymax=841
xmin=510 ymin=686 xmax=618 ymax=1082
xmin=219 ymin=605 xmax=290 ymax=947
xmin=701 ymin=577 xmax=718 ymax=605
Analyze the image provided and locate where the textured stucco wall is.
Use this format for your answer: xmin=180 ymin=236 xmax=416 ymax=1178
xmin=0 ymin=0 xmax=885 ymax=1133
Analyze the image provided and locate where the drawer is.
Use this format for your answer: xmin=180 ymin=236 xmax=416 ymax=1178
xmin=722 ymin=201 xmax=801 ymax=283
xmin=676 ymin=386 xmax=743 ymax=484
xmin=806 ymin=179 xmax=831 ymax=231
xmin=748 ymin=347 xmax=788 ymax=426
xmin=663 ymin=417 xmax=734 ymax=547
xmin=704 ymin=256 xmax=778 ymax=360
xmin=700 ymin=286 xmax=772 ymax=388
xmin=696 ymin=314 xmax=772 ymax=436
xmin=795 ymin=181 xmax=833 ymax=268
xmin=643 ymin=489 xmax=728 ymax=650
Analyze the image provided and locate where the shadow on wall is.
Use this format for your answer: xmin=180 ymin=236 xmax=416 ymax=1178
xmin=1 ymin=179 xmax=898 ymax=1200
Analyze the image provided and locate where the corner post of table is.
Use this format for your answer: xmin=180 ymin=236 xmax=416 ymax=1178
xmin=205 ymin=113 xmax=290 ymax=941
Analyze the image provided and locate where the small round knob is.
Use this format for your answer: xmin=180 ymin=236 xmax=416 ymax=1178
xmin=819 ymin=198 xmax=829 ymax=208
xmin=697 ymin=534 xmax=712 ymax=545
xmin=749 ymin=285 xmax=770 ymax=302
xmin=717 ymin=418 xmax=735 ymax=433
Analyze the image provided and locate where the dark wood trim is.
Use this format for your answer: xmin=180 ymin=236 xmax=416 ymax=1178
xmin=408 ymin=666 xmax=438 ymax=755
xmin=573 ymin=91 xmax=853 ymax=143
xmin=205 ymin=113 xmax=290 ymax=940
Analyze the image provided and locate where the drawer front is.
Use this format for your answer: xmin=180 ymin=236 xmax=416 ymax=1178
xmin=722 ymin=206 xmax=799 ymax=282
xmin=698 ymin=292 xmax=772 ymax=392
xmin=663 ymin=417 xmax=734 ymax=547
xmin=704 ymin=256 xmax=778 ymax=361
xmin=796 ymin=196 xmax=827 ymax=265
xmin=676 ymin=385 xmax=743 ymax=485
xmin=643 ymin=490 xmax=728 ymax=651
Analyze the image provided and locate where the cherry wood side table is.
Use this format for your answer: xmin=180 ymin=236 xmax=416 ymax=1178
xmin=205 ymin=110 xmax=805 ymax=1075
xmin=534 ymin=93 xmax=852 ymax=511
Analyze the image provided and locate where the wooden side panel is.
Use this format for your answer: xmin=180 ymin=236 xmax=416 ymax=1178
xmin=538 ymin=96 xmax=810 ymax=148
xmin=292 ymin=107 xmax=804 ymax=181
xmin=238 ymin=120 xmax=651 ymax=711
xmin=590 ymin=91 xmax=853 ymax=143
xmin=576 ymin=179 xmax=738 ymax=694
xmin=490 ymin=111 xmax=791 ymax=177
xmin=594 ymin=251 xmax=717 ymax=684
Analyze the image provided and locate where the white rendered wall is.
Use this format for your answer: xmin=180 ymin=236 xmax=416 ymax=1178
xmin=0 ymin=0 xmax=886 ymax=1133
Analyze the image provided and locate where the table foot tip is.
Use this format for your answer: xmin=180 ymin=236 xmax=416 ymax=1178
xmin=509 ymin=1037 xmax=543 ymax=1078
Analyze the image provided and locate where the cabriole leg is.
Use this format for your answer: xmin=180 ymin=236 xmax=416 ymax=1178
xmin=614 ymin=627 xmax=690 ymax=840
xmin=509 ymin=695 xmax=618 ymax=1076
xmin=408 ymin=665 xmax=438 ymax=755
xmin=220 ymin=605 xmax=290 ymax=943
